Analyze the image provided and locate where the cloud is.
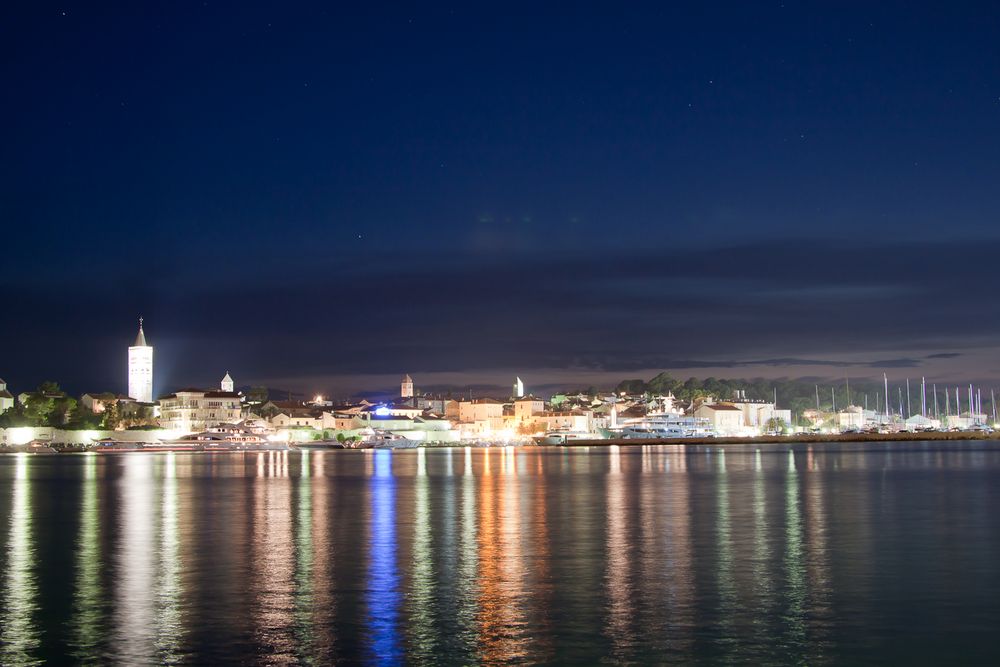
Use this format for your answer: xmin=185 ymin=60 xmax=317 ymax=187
xmin=3 ymin=238 xmax=1000 ymax=393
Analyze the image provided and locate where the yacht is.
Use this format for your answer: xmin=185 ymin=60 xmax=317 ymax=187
xmin=168 ymin=421 xmax=290 ymax=451
xmin=615 ymin=414 xmax=715 ymax=439
xmin=362 ymin=430 xmax=420 ymax=449
xmin=532 ymin=429 xmax=598 ymax=445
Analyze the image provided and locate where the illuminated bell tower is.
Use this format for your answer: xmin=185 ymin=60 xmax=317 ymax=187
xmin=401 ymin=374 xmax=414 ymax=398
xmin=128 ymin=317 xmax=153 ymax=403
xmin=221 ymin=372 xmax=234 ymax=392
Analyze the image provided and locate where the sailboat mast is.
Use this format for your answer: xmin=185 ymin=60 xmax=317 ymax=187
xmin=883 ymin=373 xmax=890 ymax=420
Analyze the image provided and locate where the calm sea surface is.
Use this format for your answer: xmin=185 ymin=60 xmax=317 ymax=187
xmin=1 ymin=443 xmax=999 ymax=665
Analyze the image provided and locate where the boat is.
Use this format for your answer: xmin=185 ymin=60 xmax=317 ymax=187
xmin=363 ymin=430 xmax=420 ymax=449
xmin=614 ymin=414 xmax=715 ymax=439
xmin=532 ymin=429 xmax=598 ymax=445
xmin=90 ymin=437 xmax=190 ymax=453
xmin=168 ymin=423 xmax=290 ymax=451
xmin=7 ymin=439 xmax=58 ymax=454
xmin=293 ymin=440 xmax=347 ymax=450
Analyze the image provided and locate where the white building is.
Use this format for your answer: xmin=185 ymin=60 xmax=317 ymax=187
xmin=693 ymin=403 xmax=746 ymax=435
xmin=837 ymin=406 xmax=866 ymax=430
xmin=532 ymin=410 xmax=593 ymax=433
xmin=158 ymin=388 xmax=241 ymax=433
xmin=221 ymin=372 xmax=234 ymax=393
xmin=458 ymin=398 xmax=504 ymax=423
xmin=0 ymin=378 xmax=13 ymax=414
xmin=905 ymin=414 xmax=941 ymax=430
xmin=127 ymin=318 xmax=153 ymax=403
xmin=514 ymin=396 xmax=545 ymax=421
xmin=401 ymin=374 xmax=414 ymax=398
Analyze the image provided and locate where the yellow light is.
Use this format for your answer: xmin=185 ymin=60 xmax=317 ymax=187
xmin=8 ymin=427 xmax=35 ymax=446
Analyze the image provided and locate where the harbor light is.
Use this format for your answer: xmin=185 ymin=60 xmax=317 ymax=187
xmin=8 ymin=427 xmax=35 ymax=446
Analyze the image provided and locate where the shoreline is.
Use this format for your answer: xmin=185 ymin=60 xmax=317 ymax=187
xmin=2 ymin=430 xmax=999 ymax=454
xmin=561 ymin=430 xmax=1000 ymax=447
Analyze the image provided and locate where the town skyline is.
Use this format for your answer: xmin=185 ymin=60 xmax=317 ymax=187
xmin=1 ymin=317 xmax=996 ymax=405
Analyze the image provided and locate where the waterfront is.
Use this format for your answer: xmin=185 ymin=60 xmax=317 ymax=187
xmin=2 ymin=444 xmax=1000 ymax=664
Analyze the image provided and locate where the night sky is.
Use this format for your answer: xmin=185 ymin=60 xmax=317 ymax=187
xmin=3 ymin=2 xmax=1000 ymax=398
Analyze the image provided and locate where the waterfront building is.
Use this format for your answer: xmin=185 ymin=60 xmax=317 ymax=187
xmin=158 ymin=388 xmax=241 ymax=433
xmin=837 ymin=406 xmax=866 ymax=430
xmin=0 ymin=378 xmax=13 ymax=413
xmin=127 ymin=318 xmax=153 ymax=403
xmin=904 ymin=414 xmax=940 ymax=430
xmin=514 ymin=396 xmax=545 ymax=421
xmin=693 ymin=402 xmax=746 ymax=435
xmin=221 ymin=372 xmax=234 ymax=393
xmin=401 ymin=374 xmax=414 ymax=398
xmin=81 ymin=392 xmax=136 ymax=414
xmin=532 ymin=409 xmax=593 ymax=433
xmin=359 ymin=403 xmax=424 ymax=419
xmin=404 ymin=395 xmax=449 ymax=414
xmin=458 ymin=398 xmax=504 ymax=423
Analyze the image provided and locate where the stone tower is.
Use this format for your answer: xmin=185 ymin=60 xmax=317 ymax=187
xmin=401 ymin=374 xmax=414 ymax=398
xmin=128 ymin=317 xmax=153 ymax=403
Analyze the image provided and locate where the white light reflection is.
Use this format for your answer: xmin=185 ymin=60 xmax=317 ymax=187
xmin=2 ymin=455 xmax=40 ymax=665
xmin=72 ymin=454 xmax=101 ymax=661
xmin=113 ymin=454 xmax=156 ymax=663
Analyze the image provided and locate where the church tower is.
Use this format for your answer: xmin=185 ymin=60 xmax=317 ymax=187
xmin=128 ymin=317 xmax=153 ymax=403
xmin=401 ymin=374 xmax=414 ymax=398
xmin=221 ymin=372 xmax=234 ymax=393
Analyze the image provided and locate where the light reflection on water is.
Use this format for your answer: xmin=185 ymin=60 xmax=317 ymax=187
xmin=2 ymin=443 xmax=1000 ymax=664
xmin=2 ymin=455 xmax=40 ymax=666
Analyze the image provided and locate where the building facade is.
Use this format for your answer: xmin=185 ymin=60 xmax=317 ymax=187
xmin=0 ymin=378 xmax=12 ymax=414
xmin=158 ymin=389 xmax=241 ymax=433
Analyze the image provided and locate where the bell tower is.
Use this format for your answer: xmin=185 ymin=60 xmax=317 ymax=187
xmin=128 ymin=317 xmax=153 ymax=403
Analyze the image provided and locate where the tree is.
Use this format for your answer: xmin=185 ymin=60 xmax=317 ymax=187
xmin=23 ymin=394 xmax=55 ymax=425
xmin=49 ymin=396 xmax=77 ymax=426
xmin=615 ymin=379 xmax=648 ymax=394
xmin=517 ymin=421 xmax=538 ymax=435
xmin=763 ymin=417 xmax=788 ymax=434
xmin=102 ymin=400 xmax=122 ymax=430
xmin=247 ymin=386 xmax=269 ymax=405
xmin=38 ymin=380 xmax=62 ymax=394
xmin=0 ymin=404 xmax=34 ymax=428
xmin=65 ymin=403 xmax=102 ymax=430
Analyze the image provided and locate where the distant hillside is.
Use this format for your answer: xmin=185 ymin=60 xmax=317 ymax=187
xmin=616 ymin=372 xmax=891 ymax=419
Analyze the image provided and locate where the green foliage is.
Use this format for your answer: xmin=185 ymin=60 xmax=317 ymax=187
xmin=0 ymin=404 xmax=35 ymax=428
xmin=616 ymin=373 xmax=885 ymax=424
xmin=247 ymin=386 xmax=269 ymax=405
xmin=102 ymin=400 xmax=122 ymax=429
xmin=65 ymin=403 xmax=102 ymax=430
xmin=763 ymin=417 xmax=788 ymax=434
xmin=38 ymin=380 xmax=62 ymax=394
xmin=615 ymin=379 xmax=648 ymax=394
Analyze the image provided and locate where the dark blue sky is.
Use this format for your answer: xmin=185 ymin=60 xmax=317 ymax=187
xmin=3 ymin=2 xmax=1000 ymax=397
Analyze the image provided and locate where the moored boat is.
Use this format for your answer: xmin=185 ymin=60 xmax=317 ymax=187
xmin=532 ymin=429 xmax=599 ymax=445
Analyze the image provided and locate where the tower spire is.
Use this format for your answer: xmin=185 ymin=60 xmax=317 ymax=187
xmin=134 ymin=316 xmax=147 ymax=347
